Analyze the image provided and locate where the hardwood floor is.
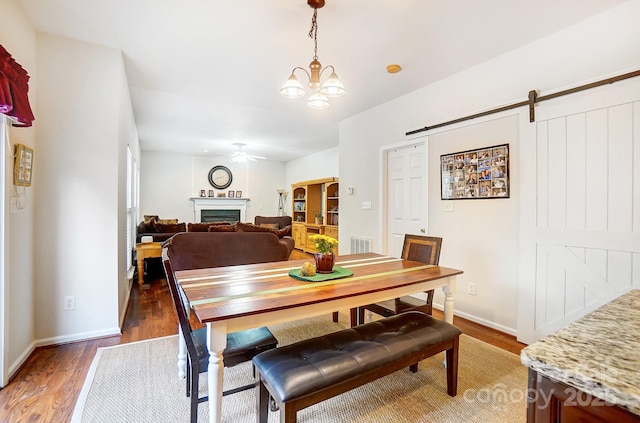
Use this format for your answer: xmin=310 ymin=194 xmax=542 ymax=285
xmin=0 ymin=252 xmax=526 ymax=422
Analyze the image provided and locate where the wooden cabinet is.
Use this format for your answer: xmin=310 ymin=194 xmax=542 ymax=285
xmin=527 ymin=369 xmax=639 ymax=423
xmin=324 ymin=225 xmax=338 ymax=240
xmin=292 ymin=223 xmax=306 ymax=250
xmin=291 ymin=177 xmax=339 ymax=253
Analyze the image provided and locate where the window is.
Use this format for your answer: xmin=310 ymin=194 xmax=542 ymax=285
xmin=126 ymin=145 xmax=139 ymax=270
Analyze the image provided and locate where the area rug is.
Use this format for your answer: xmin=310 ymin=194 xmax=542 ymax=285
xmin=71 ymin=314 xmax=527 ymax=423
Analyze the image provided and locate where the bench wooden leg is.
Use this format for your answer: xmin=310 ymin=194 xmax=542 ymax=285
xmin=357 ymin=307 xmax=365 ymax=326
xmin=332 ymin=311 xmax=339 ymax=322
xmin=446 ymin=336 xmax=460 ymax=396
xmin=257 ymin=379 xmax=270 ymax=423
xmin=350 ymin=308 xmax=359 ymax=327
xmin=281 ymin=403 xmax=297 ymax=423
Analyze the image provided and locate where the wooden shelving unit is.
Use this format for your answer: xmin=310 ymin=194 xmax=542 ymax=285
xmin=291 ymin=177 xmax=339 ymax=253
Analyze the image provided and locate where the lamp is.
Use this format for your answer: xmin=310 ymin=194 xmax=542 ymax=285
xmin=280 ymin=0 xmax=345 ymax=110
xmin=276 ymin=189 xmax=287 ymax=216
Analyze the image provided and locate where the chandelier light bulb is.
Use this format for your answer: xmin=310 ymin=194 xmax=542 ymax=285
xmin=280 ymin=74 xmax=305 ymax=98
xmin=307 ymin=91 xmax=330 ymax=110
xmin=320 ymin=71 xmax=345 ymax=97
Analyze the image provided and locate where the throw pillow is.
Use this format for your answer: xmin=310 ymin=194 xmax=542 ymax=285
xmin=143 ymin=215 xmax=159 ymax=232
xmin=187 ymin=222 xmax=233 ymax=232
xmin=236 ymin=222 xmax=270 ymax=233
xmin=137 ymin=221 xmax=148 ymax=234
xmin=237 ymin=222 xmax=289 ymax=238
xmin=157 ymin=218 xmax=179 ymax=224
xmin=259 ymin=223 xmax=280 ymax=230
xmin=207 ymin=225 xmax=235 ymax=232
xmin=153 ymin=222 xmax=186 ymax=233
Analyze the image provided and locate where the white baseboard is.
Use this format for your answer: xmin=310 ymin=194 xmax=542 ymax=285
xmin=432 ymin=302 xmax=517 ymax=337
xmin=34 ymin=327 xmax=122 ymax=349
xmin=120 ymin=278 xmax=132 ymax=328
xmin=7 ymin=340 xmax=37 ymax=383
xmin=7 ymin=326 xmax=124 ymax=384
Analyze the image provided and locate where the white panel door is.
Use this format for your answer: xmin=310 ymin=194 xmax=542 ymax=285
xmin=518 ymin=78 xmax=640 ymax=344
xmin=386 ymin=143 xmax=427 ymax=258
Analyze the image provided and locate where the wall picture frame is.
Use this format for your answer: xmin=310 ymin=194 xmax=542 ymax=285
xmin=208 ymin=189 xmax=215 ymax=197
xmin=228 ymin=190 xmax=235 ymax=198
xmin=441 ymin=143 xmax=509 ymax=200
xmin=14 ymin=143 xmax=34 ymax=187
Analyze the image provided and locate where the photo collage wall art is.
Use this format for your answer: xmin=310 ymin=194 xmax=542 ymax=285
xmin=441 ymin=143 xmax=509 ymax=200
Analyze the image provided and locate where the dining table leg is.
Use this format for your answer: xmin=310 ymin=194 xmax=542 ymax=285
xmin=207 ymin=321 xmax=227 ymax=423
xmin=442 ymin=278 xmax=456 ymax=324
xmin=177 ymin=324 xmax=187 ymax=378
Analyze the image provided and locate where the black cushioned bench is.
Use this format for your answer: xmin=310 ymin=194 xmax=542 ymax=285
xmin=252 ymin=311 xmax=462 ymax=423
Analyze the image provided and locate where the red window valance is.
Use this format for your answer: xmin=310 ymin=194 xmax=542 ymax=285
xmin=0 ymin=44 xmax=35 ymax=127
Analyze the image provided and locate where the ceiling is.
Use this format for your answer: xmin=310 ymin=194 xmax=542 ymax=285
xmin=17 ymin=0 xmax=627 ymax=162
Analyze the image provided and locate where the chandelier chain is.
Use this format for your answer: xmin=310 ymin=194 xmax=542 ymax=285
xmin=308 ymin=8 xmax=318 ymax=60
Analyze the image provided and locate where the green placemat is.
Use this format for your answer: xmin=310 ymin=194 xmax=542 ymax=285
xmin=288 ymin=266 xmax=354 ymax=282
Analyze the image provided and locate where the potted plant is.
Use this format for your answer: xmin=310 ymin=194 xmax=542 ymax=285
xmin=314 ymin=211 xmax=323 ymax=225
xmin=308 ymin=234 xmax=338 ymax=273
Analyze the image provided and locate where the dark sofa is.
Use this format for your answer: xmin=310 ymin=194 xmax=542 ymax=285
xmin=136 ymin=216 xmax=186 ymax=243
xmin=254 ymin=215 xmax=292 ymax=230
xmin=165 ymin=232 xmax=294 ymax=270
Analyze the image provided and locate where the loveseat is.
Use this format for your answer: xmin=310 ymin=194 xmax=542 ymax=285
xmin=136 ymin=215 xmax=186 ymax=243
xmin=254 ymin=215 xmax=292 ymax=235
xmin=164 ymin=231 xmax=294 ymax=270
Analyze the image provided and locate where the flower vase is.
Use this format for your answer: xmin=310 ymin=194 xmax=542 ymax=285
xmin=314 ymin=252 xmax=335 ymax=274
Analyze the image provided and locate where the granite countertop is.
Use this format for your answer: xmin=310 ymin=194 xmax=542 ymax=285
xmin=521 ymin=289 xmax=640 ymax=416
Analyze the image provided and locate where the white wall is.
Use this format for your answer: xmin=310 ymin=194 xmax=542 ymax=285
xmin=34 ymin=34 xmax=132 ymax=344
xmin=140 ymin=151 xmax=287 ymax=223
xmin=427 ymin=116 xmax=520 ymax=331
xmin=0 ymin=0 xmax=38 ymax=384
xmin=339 ymin=1 xmax=640 ymax=335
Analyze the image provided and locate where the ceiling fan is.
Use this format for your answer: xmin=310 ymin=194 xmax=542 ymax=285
xmin=231 ymin=143 xmax=266 ymax=163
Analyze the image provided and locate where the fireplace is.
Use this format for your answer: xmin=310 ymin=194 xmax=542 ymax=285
xmin=201 ymin=209 xmax=240 ymax=223
xmin=191 ymin=197 xmax=249 ymax=223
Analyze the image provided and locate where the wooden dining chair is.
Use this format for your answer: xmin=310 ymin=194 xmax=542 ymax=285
xmin=353 ymin=235 xmax=443 ymax=326
xmin=162 ymin=260 xmax=278 ymax=423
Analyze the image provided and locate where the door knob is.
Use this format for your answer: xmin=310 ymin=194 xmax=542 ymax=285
xmin=420 ymin=228 xmax=425 ymax=233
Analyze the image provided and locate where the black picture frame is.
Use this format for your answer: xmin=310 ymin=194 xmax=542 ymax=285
xmin=441 ymin=143 xmax=509 ymax=200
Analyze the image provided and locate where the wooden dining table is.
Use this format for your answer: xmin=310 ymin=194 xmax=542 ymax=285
xmin=174 ymin=253 xmax=463 ymax=423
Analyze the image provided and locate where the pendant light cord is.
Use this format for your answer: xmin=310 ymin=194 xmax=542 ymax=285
xmin=309 ymin=8 xmax=318 ymax=61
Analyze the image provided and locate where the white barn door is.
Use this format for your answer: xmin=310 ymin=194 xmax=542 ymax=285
xmin=518 ymin=78 xmax=640 ymax=344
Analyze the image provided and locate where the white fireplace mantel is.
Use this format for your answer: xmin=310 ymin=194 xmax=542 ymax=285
xmin=191 ymin=197 xmax=249 ymax=222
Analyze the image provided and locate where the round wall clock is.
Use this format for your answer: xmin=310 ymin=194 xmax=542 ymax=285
xmin=208 ymin=165 xmax=233 ymax=189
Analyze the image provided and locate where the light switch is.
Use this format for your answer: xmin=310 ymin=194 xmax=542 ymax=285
xmin=443 ymin=202 xmax=454 ymax=212
xmin=362 ymin=201 xmax=372 ymax=210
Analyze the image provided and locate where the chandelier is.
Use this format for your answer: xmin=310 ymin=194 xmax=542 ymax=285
xmin=280 ymin=0 xmax=345 ymax=110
